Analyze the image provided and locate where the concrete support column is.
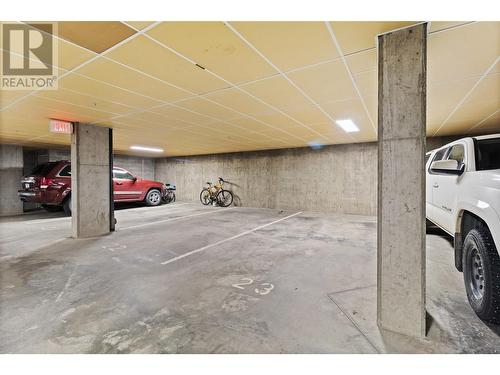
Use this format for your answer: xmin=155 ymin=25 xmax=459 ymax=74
xmin=0 ymin=145 xmax=24 ymax=216
xmin=377 ymin=23 xmax=427 ymax=338
xmin=71 ymin=123 xmax=113 ymax=238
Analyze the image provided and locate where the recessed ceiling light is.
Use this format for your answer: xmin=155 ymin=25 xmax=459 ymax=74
xmin=335 ymin=119 xmax=359 ymax=133
xmin=130 ymin=145 xmax=164 ymax=153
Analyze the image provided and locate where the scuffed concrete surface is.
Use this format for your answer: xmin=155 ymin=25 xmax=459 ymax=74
xmin=0 ymin=203 xmax=498 ymax=353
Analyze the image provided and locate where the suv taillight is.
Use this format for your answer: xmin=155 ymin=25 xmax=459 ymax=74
xmin=40 ymin=177 xmax=53 ymax=189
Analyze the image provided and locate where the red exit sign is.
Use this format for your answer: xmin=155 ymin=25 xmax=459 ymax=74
xmin=49 ymin=119 xmax=73 ymax=134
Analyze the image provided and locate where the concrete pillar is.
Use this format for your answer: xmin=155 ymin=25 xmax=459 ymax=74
xmin=377 ymin=23 xmax=427 ymax=338
xmin=71 ymin=123 xmax=113 ymax=238
xmin=0 ymin=145 xmax=24 ymax=216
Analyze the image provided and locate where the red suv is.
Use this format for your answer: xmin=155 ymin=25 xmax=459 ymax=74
xmin=18 ymin=160 xmax=165 ymax=215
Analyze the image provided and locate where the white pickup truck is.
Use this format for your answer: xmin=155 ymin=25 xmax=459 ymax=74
xmin=426 ymin=134 xmax=500 ymax=323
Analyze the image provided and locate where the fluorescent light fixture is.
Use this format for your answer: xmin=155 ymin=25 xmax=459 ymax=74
xmin=130 ymin=145 xmax=164 ymax=153
xmin=335 ymin=119 xmax=359 ymax=133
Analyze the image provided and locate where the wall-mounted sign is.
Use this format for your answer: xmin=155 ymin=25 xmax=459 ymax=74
xmin=49 ymin=119 xmax=73 ymax=134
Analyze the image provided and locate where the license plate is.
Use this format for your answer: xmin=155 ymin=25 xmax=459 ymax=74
xmin=24 ymin=183 xmax=30 ymax=189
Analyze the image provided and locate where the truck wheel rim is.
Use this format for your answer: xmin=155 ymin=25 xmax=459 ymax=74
xmin=468 ymin=247 xmax=485 ymax=300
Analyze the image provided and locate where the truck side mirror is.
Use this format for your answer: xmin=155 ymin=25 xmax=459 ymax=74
xmin=430 ymin=159 xmax=465 ymax=175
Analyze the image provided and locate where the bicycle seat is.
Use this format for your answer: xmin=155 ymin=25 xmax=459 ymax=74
xmin=206 ymin=181 xmax=212 ymax=185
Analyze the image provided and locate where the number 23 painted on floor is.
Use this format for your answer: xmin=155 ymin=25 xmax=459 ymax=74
xmin=232 ymin=278 xmax=274 ymax=295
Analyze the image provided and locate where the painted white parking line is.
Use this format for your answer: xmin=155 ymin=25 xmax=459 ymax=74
xmin=116 ymin=202 xmax=191 ymax=215
xmin=120 ymin=207 xmax=236 ymax=230
xmin=24 ymin=203 xmax=192 ymax=226
xmin=161 ymin=211 xmax=302 ymax=266
xmin=2 ymin=236 xmax=67 ymax=247
xmin=25 ymin=216 xmax=70 ymax=225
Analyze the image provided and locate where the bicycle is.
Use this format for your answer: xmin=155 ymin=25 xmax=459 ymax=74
xmin=199 ymin=177 xmax=233 ymax=207
xmin=162 ymin=183 xmax=176 ymax=204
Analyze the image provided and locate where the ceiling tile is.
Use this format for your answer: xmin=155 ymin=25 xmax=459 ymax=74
xmin=147 ymin=22 xmax=276 ymax=84
xmin=124 ymin=21 xmax=156 ymax=31
xmin=57 ymin=21 xmax=136 ymax=54
xmin=57 ymin=39 xmax=97 ymax=71
xmin=107 ymin=35 xmax=228 ymax=94
xmin=231 ymin=22 xmax=340 ymax=72
xmin=426 ymin=77 xmax=478 ymax=133
xmin=204 ymin=88 xmax=271 ymax=116
xmin=150 ymin=104 xmax=216 ymax=125
xmin=428 ymin=22 xmax=500 ymax=84
xmin=241 ymin=75 xmax=314 ymax=113
xmin=353 ymin=70 xmax=377 ymax=98
xmin=429 ymin=21 xmax=470 ymax=33
xmin=176 ymin=97 xmax=240 ymax=121
xmin=345 ymin=48 xmax=377 ymax=74
xmin=330 ymin=21 xmax=417 ymax=55
xmin=469 ymin=110 xmax=500 ymax=134
xmin=35 ymin=88 xmax=134 ymax=115
xmin=75 ymin=57 xmax=193 ymax=102
xmin=227 ymin=116 xmax=279 ymax=133
xmin=1 ymin=91 xmax=31 ymax=110
xmin=288 ymin=59 xmax=357 ymax=104
xmin=440 ymin=74 xmax=500 ymax=134
xmin=59 ymin=74 xmax=162 ymax=109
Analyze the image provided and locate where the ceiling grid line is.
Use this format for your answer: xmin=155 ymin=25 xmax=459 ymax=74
xmin=432 ymin=55 xmax=500 ymax=136
xmin=225 ymin=21 xmax=356 ymax=142
xmin=324 ymin=22 xmax=377 ymax=133
xmin=2 ymin=21 xmax=498 ymax=155
xmin=0 ymin=21 xmax=162 ymax=112
xmin=139 ymin=26 xmax=330 ymax=142
xmin=467 ymin=108 xmax=500 ymax=132
xmin=118 ymin=23 xmax=309 ymax=145
xmin=1 ymin=44 xmax=299 ymax=146
xmin=50 ymin=22 xmax=306 ymax=145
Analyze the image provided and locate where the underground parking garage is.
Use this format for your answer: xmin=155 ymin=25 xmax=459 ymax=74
xmin=1 ymin=19 xmax=500 ymax=357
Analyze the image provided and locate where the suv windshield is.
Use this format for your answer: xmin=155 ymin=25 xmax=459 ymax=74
xmin=476 ymin=137 xmax=500 ymax=171
xmin=30 ymin=162 xmax=57 ymax=176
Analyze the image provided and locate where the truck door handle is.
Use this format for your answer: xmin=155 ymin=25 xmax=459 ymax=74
xmin=116 ymin=182 xmax=123 ymax=185
xmin=433 ymin=183 xmax=439 ymax=188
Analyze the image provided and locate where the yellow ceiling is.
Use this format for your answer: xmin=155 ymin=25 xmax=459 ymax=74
xmin=1 ymin=21 xmax=499 ymax=157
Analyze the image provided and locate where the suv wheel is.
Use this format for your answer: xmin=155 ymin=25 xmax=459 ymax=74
xmin=63 ymin=197 xmax=72 ymax=216
xmin=145 ymin=189 xmax=161 ymax=206
xmin=462 ymin=221 xmax=500 ymax=324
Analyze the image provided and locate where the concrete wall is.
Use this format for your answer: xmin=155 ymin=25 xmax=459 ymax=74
xmin=114 ymin=155 xmax=155 ymax=180
xmin=0 ymin=145 xmax=24 ymax=215
xmin=155 ymin=136 xmax=465 ymax=215
xmin=156 ymin=142 xmax=378 ymax=215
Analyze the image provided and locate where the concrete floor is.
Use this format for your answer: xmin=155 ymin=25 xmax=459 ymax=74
xmin=0 ymin=203 xmax=499 ymax=353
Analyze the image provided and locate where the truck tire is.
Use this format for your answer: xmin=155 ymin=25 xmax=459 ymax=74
xmin=63 ymin=197 xmax=72 ymax=216
xmin=145 ymin=189 xmax=162 ymax=206
xmin=462 ymin=221 xmax=500 ymax=324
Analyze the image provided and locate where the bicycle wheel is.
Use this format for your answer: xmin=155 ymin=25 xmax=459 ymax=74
xmin=217 ymin=189 xmax=233 ymax=207
xmin=200 ymin=189 xmax=211 ymax=205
